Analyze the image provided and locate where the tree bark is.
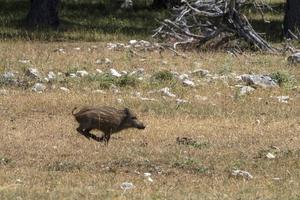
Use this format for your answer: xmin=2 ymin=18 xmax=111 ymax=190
xmin=26 ymin=0 xmax=60 ymax=28
xmin=283 ymin=0 xmax=300 ymax=38
xmin=151 ymin=0 xmax=181 ymax=9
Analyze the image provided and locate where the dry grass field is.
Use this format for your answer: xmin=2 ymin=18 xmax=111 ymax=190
xmin=0 ymin=41 xmax=299 ymax=199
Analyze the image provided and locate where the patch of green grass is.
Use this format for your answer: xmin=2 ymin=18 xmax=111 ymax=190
xmin=270 ymin=70 xmax=297 ymax=89
xmin=217 ymin=58 xmax=233 ymax=75
xmin=86 ymin=73 xmax=139 ymax=88
xmin=151 ymin=70 xmax=174 ymax=82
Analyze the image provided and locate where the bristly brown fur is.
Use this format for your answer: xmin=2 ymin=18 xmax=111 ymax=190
xmin=73 ymin=106 xmax=145 ymax=144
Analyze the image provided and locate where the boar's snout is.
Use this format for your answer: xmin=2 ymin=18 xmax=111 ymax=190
xmin=131 ymin=119 xmax=145 ymax=130
xmin=136 ymin=122 xmax=146 ymax=129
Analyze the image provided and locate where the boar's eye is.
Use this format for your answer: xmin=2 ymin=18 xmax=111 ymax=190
xmin=131 ymin=116 xmax=137 ymax=120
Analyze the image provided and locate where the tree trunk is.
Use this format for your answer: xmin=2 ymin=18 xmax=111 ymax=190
xmin=26 ymin=0 xmax=60 ymax=28
xmin=151 ymin=0 xmax=180 ymax=9
xmin=283 ymin=0 xmax=300 ymax=38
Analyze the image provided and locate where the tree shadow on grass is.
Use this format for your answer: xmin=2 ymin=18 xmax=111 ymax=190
xmin=0 ymin=0 xmax=169 ymax=41
xmin=0 ymin=0 xmax=286 ymax=42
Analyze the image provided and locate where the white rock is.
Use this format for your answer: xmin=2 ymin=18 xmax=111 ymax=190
xmin=121 ymin=0 xmax=133 ymax=9
xmin=2 ymin=72 xmax=15 ymax=80
xmin=0 ymin=89 xmax=8 ymax=95
xmin=161 ymin=60 xmax=168 ymax=65
xmin=54 ymin=48 xmax=65 ymax=53
xmin=232 ymin=170 xmax=253 ymax=180
xmin=18 ymin=59 xmax=30 ymax=64
xmin=76 ymin=70 xmax=89 ymax=77
xmin=121 ymin=71 xmax=128 ymax=75
xmin=144 ymin=172 xmax=151 ymax=177
xmin=129 ymin=40 xmax=138 ymax=45
xmin=69 ymin=73 xmax=77 ymax=78
xmin=26 ymin=68 xmax=41 ymax=79
xmin=287 ymin=52 xmax=300 ymax=64
xmin=104 ymin=58 xmax=112 ymax=64
xmin=147 ymin=177 xmax=154 ymax=182
xmin=139 ymin=97 xmax=157 ymax=102
xmin=266 ymin=152 xmax=276 ymax=159
xmin=60 ymin=87 xmax=70 ymax=92
xmin=47 ymin=71 xmax=56 ymax=80
xmin=272 ymin=177 xmax=281 ymax=181
xmin=241 ymin=74 xmax=278 ymax=88
xmin=176 ymin=99 xmax=189 ymax=104
xmin=96 ymin=69 xmax=103 ymax=74
xmin=92 ymin=90 xmax=106 ymax=94
xmin=160 ymin=87 xmax=176 ymax=98
xmin=117 ymin=98 xmax=123 ymax=103
xmin=179 ymin=74 xmax=189 ymax=80
xmin=74 ymin=47 xmax=81 ymax=51
xmin=32 ymin=83 xmax=46 ymax=92
xmin=110 ymin=68 xmax=122 ymax=77
xmin=120 ymin=182 xmax=134 ymax=190
xmin=239 ymin=86 xmax=255 ymax=95
xmin=107 ymin=43 xmax=117 ymax=50
xmin=192 ymin=69 xmax=210 ymax=77
xmin=276 ymin=96 xmax=289 ymax=103
xmin=182 ymin=79 xmax=195 ymax=87
xmin=139 ymin=40 xmax=151 ymax=47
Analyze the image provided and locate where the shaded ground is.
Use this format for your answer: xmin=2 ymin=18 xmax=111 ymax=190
xmin=0 ymin=0 xmax=286 ymax=42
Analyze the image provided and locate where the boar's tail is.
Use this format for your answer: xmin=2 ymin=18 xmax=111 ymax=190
xmin=72 ymin=107 xmax=78 ymax=115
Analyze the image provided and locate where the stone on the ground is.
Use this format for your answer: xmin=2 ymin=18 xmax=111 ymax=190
xmin=0 ymin=89 xmax=8 ymax=95
xmin=239 ymin=86 xmax=255 ymax=95
xmin=96 ymin=69 xmax=103 ymax=74
xmin=47 ymin=71 xmax=56 ymax=81
xmin=2 ymin=72 xmax=15 ymax=80
xmin=176 ymin=99 xmax=189 ymax=104
xmin=110 ymin=68 xmax=122 ymax=77
xmin=159 ymin=87 xmax=176 ymax=98
xmin=120 ymin=182 xmax=134 ymax=190
xmin=276 ymin=96 xmax=289 ymax=103
xmin=266 ymin=152 xmax=276 ymax=159
xmin=18 ymin=59 xmax=30 ymax=64
xmin=179 ymin=74 xmax=189 ymax=80
xmin=60 ymin=87 xmax=70 ymax=92
xmin=241 ymin=74 xmax=278 ymax=88
xmin=232 ymin=170 xmax=253 ymax=180
xmin=32 ymin=83 xmax=46 ymax=92
xmin=76 ymin=70 xmax=89 ymax=77
xmin=192 ymin=69 xmax=210 ymax=77
xmin=182 ymin=79 xmax=195 ymax=87
xmin=287 ymin=52 xmax=300 ymax=64
xmin=121 ymin=0 xmax=133 ymax=9
xmin=26 ymin=68 xmax=41 ymax=79
xmin=129 ymin=40 xmax=138 ymax=45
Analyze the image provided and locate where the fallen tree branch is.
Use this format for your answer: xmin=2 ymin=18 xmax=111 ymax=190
xmin=153 ymin=0 xmax=276 ymax=52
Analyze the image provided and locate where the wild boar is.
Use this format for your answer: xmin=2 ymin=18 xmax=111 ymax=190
xmin=72 ymin=106 xmax=145 ymax=143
